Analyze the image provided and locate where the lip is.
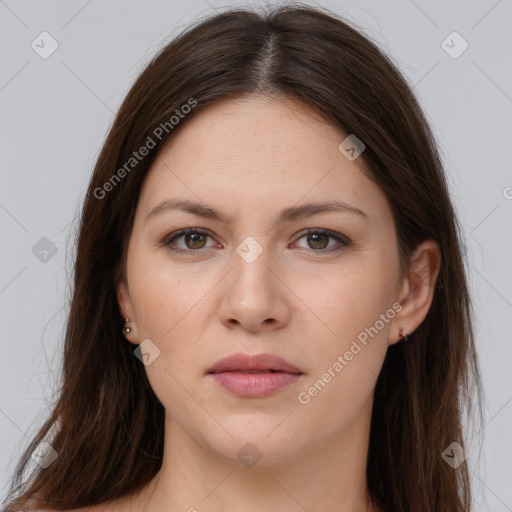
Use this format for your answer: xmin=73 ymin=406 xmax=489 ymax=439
xmin=206 ymin=353 xmax=303 ymax=374
xmin=206 ymin=353 xmax=304 ymax=398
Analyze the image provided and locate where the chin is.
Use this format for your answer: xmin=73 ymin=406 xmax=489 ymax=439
xmin=201 ymin=422 xmax=304 ymax=469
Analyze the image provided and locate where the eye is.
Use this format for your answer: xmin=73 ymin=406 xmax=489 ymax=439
xmin=293 ymin=229 xmax=350 ymax=255
xmin=163 ymin=229 xmax=217 ymax=255
xmin=162 ymin=228 xmax=350 ymax=256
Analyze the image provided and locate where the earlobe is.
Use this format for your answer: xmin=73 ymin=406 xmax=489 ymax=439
xmin=389 ymin=239 xmax=442 ymax=345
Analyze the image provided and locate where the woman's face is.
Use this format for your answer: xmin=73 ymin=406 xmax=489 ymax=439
xmin=117 ymin=95 xmax=408 ymax=467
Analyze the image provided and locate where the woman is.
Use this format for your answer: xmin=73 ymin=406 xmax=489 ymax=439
xmin=2 ymin=4 xmax=481 ymax=511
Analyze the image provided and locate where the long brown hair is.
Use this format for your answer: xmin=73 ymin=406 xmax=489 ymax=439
xmin=2 ymin=4 xmax=481 ymax=511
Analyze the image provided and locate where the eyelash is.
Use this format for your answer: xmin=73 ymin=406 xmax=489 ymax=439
xmin=162 ymin=228 xmax=350 ymax=256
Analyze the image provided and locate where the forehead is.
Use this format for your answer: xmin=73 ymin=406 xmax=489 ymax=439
xmin=156 ymin=95 xmax=347 ymax=171
xmin=138 ymin=95 xmax=390 ymax=226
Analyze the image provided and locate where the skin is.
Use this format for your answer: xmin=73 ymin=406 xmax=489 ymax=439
xmin=109 ymin=94 xmax=441 ymax=512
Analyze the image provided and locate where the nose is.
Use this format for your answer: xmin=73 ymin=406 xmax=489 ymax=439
xmin=216 ymin=240 xmax=291 ymax=333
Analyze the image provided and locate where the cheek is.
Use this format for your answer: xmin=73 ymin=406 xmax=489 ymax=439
xmin=300 ymin=258 xmax=396 ymax=340
xmin=128 ymin=261 xmax=208 ymax=410
xmin=293 ymin=258 xmax=395 ymax=406
xmin=127 ymin=245 xmax=191 ymax=335
xmin=127 ymin=256 xmax=219 ymax=385
xmin=295 ymin=266 xmax=393 ymax=423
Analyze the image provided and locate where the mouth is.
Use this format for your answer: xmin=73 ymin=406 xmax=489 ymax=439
xmin=222 ymin=370 xmax=279 ymax=374
xmin=206 ymin=352 xmax=304 ymax=375
xmin=206 ymin=353 xmax=304 ymax=398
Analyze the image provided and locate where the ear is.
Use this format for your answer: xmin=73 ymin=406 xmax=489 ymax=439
xmin=116 ymin=279 xmax=139 ymax=345
xmin=389 ymin=239 xmax=442 ymax=345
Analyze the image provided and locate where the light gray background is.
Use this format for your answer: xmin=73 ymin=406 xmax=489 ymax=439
xmin=1 ymin=0 xmax=511 ymax=509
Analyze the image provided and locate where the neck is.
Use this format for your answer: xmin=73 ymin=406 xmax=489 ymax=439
xmin=134 ymin=404 xmax=378 ymax=512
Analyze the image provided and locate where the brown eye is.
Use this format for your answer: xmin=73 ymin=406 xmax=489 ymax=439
xmin=164 ymin=229 xmax=215 ymax=254
xmin=184 ymin=232 xmax=207 ymax=249
xmin=306 ymin=232 xmax=329 ymax=250
xmin=294 ymin=229 xmax=350 ymax=255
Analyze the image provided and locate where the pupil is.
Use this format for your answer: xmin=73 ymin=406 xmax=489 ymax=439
xmin=187 ymin=233 xmax=205 ymax=249
xmin=309 ymin=233 xmax=327 ymax=249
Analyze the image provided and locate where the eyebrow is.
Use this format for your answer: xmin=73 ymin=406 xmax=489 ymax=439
xmin=145 ymin=198 xmax=368 ymax=225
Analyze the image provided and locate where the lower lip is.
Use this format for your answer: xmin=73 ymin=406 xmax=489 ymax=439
xmin=208 ymin=371 xmax=303 ymax=398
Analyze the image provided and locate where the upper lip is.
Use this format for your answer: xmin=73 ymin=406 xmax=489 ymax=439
xmin=206 ymin=353 xmax=303 ymax=374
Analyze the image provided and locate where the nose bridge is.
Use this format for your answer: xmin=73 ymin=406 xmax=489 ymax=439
xmin=231 ymin=234 xmax=275 ymax=296
xmin=217 ymin=233 xmax=290 ymax=331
